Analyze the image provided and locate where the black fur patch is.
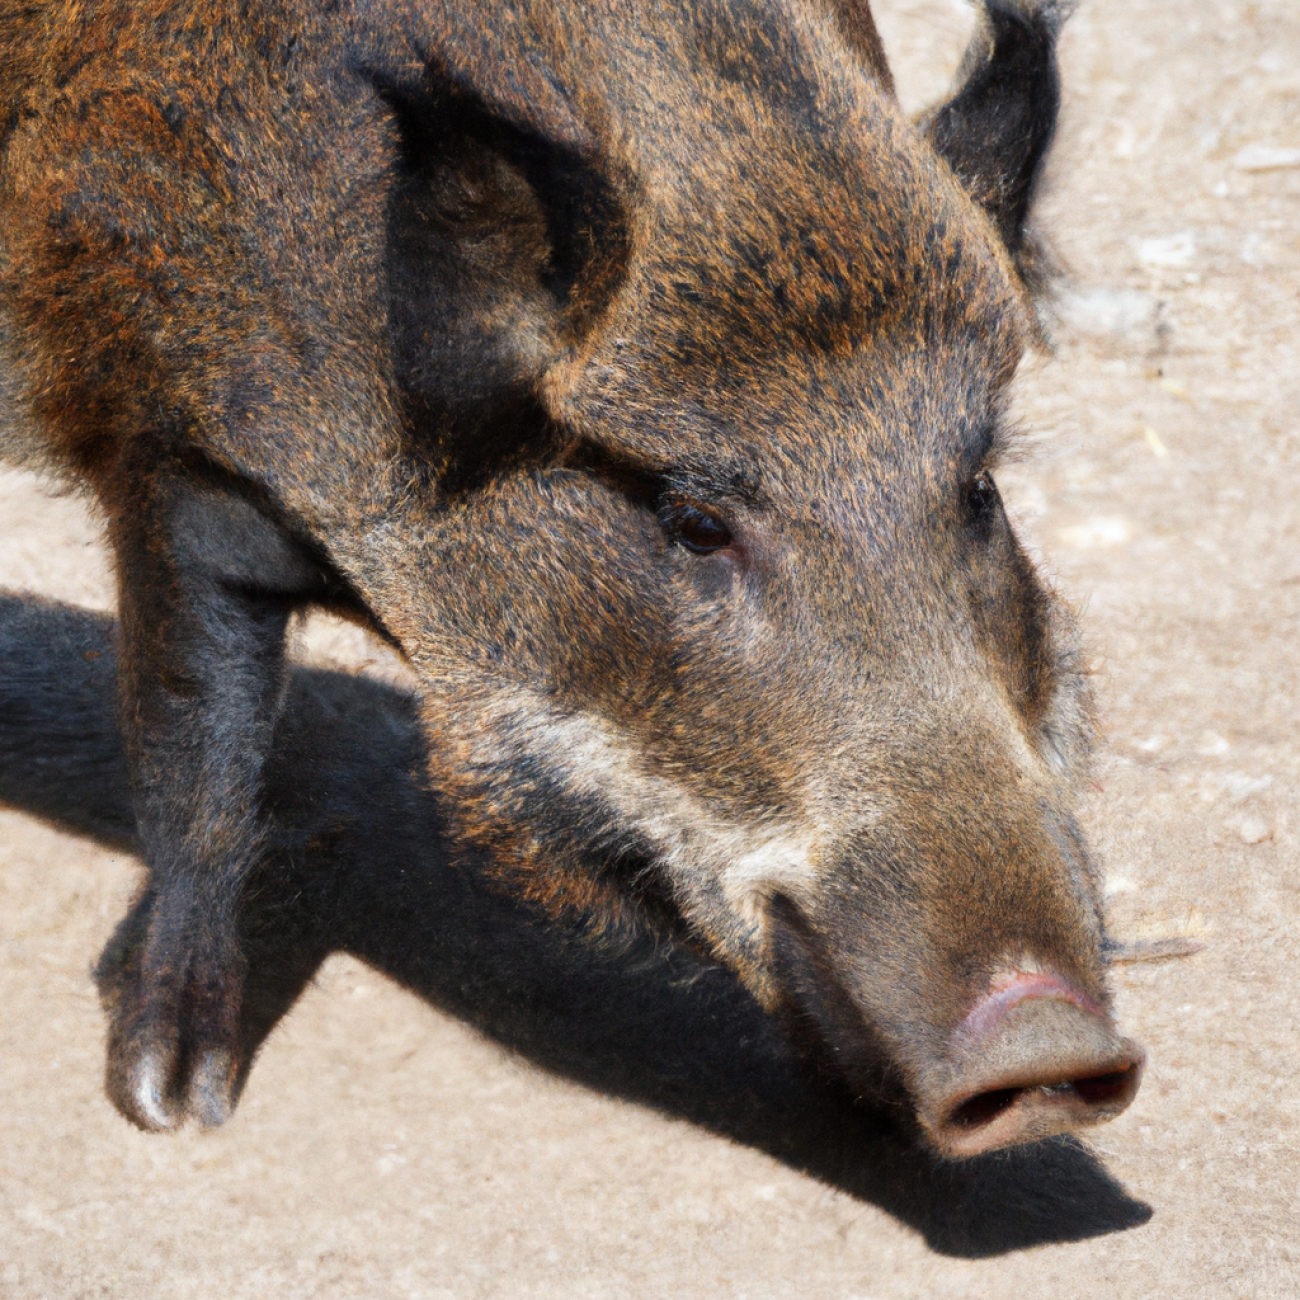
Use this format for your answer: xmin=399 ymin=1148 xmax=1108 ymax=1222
xmin=923 ymin=1 xmax=1063 ymax=254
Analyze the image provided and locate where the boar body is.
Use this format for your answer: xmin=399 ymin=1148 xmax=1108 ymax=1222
xmin=0 ymin=0 xmax=1142 ymax=1153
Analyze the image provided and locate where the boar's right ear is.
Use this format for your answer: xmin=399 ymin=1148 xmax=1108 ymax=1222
xmin=920 ymin=0 xmax=1066 ymax=259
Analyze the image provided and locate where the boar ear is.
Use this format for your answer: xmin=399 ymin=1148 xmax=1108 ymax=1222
xmin=920 ymin=0 xmax=1065 ymax=257
xmin=383 ymin=75 xmax=633 ymax=338
xmin=368 ymin=28 xmax=633 ymax=479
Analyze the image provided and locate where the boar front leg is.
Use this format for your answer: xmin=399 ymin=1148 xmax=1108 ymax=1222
xmin=95 ymin=462 xmax=331 ymax=1130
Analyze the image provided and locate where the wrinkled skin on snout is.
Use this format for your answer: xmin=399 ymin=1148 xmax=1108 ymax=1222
xmin=0 ymin=0 xmax=1142 ymax=1151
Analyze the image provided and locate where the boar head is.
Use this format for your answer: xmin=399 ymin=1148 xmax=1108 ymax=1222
xmin=358 ymin=0 xmax=1141 ymax=1157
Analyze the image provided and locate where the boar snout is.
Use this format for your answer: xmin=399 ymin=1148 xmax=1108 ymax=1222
xmin=920 ymin=971 xmax=1145 ymax=1158
xmin=768 ymin=890 xmax=1144 ymax=1159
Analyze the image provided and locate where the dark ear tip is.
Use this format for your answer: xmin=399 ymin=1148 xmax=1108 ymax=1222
xmin=980 ymin=0 xmax=1073 ymax=38
xmin=923 ymin=0 xmax=1071 ymax=259
xmin=975 ymin=0 xmax=1067 ymax=73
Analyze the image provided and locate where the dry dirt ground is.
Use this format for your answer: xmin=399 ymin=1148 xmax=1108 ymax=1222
xmin=2 ymin=1 xmax=1299 ymax=1296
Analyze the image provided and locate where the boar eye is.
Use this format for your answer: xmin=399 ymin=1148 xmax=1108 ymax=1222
xmin=964 ymin=471 xmax=1001 ymax=528
xmin=658 ymin=500 xmax=734 ymax=553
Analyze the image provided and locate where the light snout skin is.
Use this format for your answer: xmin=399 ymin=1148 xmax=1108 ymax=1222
xmin=769 ymin=897 xmax=1144 ymax=1159
xmin=921 ymin=970 xmax=1144 ymax=1158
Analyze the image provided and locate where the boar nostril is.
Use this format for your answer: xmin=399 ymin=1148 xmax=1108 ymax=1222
xmin=950 ymin=1086 xmax=1021 ymax=1129
xmin=946 ymin=1062 xmax=1140 ymax=1137
xmin=1070 ymin=1066 xmax=1137 ymax=1106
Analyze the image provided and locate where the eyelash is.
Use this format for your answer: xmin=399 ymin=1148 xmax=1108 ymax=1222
xmin=657 ymin=500 xmax=734 ymax=553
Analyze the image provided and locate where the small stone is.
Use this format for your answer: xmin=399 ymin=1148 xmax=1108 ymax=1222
xmin=1233 ymin=145 xmax=1300 ymax=173
xmin=1137 ymin=231 xmax=1196 ymax=268
xmin=1143 ymin=426 xmax=1169 ymax=458
xmin=1238 ymin=815 xmax=1274 ymax=846
xmin=1057 ymin=287 xmax=1159 ymax=339
xmin=1056 ymin=516 xmax=1132 ymax=549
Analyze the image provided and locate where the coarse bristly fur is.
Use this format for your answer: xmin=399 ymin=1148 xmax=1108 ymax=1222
xmin=0 ymin=0 xmax=1143 ymax=1155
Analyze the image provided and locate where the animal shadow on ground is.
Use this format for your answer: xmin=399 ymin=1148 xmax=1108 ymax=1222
xmin=0 ymin=592 xmax=1151 ymax=1258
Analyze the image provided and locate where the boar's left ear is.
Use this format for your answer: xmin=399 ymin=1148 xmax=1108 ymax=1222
xmin=921 ymin=0 xmax=1066 ymax=259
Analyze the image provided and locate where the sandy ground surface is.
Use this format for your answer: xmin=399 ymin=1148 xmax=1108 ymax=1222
xmin=2 ymin=0 xmax=1299 ymax=1295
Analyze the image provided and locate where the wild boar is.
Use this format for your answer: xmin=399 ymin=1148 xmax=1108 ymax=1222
xmin=0 ymin=0 xmax=1142 ymax=1155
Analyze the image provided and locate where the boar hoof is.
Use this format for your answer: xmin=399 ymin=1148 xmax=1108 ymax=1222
xmin=95 ymin=890 xmax=245 ymax=1131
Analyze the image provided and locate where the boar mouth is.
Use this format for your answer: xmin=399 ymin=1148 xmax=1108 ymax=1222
xmin=930 ymin=1056 xmax=1143 ymax=1159
xmin=950 ymin=1068 xmax=1136 ymax=1130
xmin=765 ymin=892 xmax=918 ymax=1112
xmin=766 ymin=894 xmax=1144 ymax=1158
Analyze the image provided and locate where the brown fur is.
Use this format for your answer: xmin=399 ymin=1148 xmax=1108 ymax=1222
xmin=0 ymin=0 xmax=1139 ymax=1151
